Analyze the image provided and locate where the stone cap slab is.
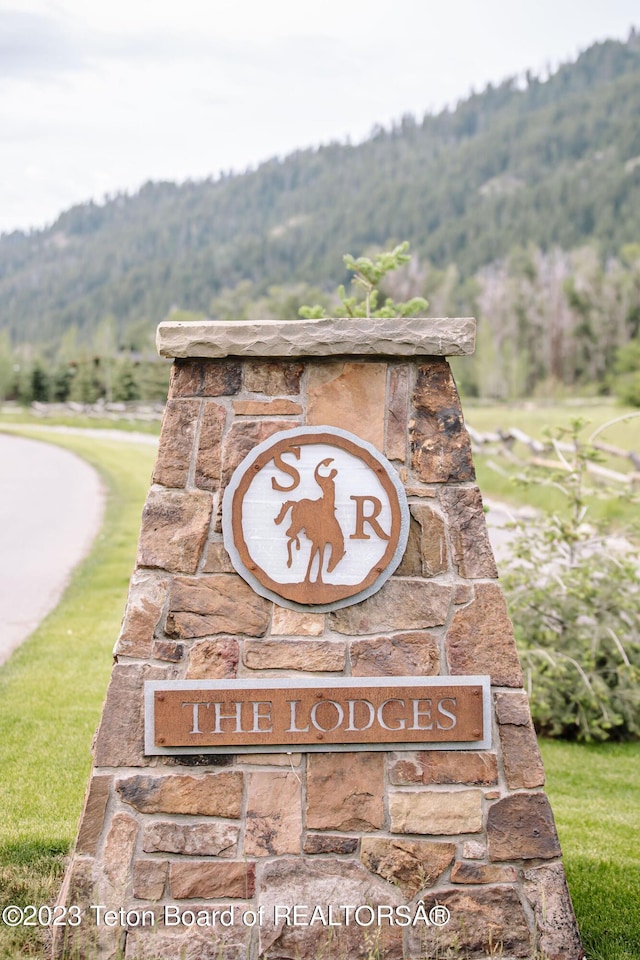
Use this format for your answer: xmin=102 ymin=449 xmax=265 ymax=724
xmin=156 ymin=317 xmax=476 ymax=359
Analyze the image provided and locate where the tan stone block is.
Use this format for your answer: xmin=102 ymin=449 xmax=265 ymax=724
xmin=389 ymin=789 xmax=482 ymax=835
xmin=307 ymin=361 xmax=387 ymax=448
xmin=132 ymin=859 xmax=168 ymax=900
xmin=243 ymin=359 xmax=304 ymax=395
xmin=170 ymin=861 xmax=255 ymax=899
xmin=524 ymin=863 xmax=584 ymax=960
xmin=488 ymin=793 xmax=561 ymax=861
xmin=186 ymin=637 xmax=239 ymax=679
xmin=194 ymin=401 xmax=226 ymax=492
xmin=233 ymin=399 xmax=302 ymax=415
xmin=143 ymin=821 xmax=239 ymax=857
xmin=169 ymin=359 xmax=241 ymax=398
xmin=462 ymin=840 xmax=487 ymax=859
xmin=117 ymin=772 xmax=243 ymax=818
xmin=410 ymin=360 xmax=475 ymax=483
xmin=451 ymin=861 xmax=517 ymax=884
xmin=152 ymin=398 xmax=200 ymax=488
xmin=245 ymin=771 xmax=302 ymax=856
xmin=257 ymin=858 xmax=404 ymax=959
xmin=394 ymin=515 xmax=422 ymax=576
xmin=303 ymin=835 xmax=358 ymax=855
xmin=167 ymin=575 xmax=271 ymax=639
xmin=361 ymin=838 xmax=455 ymax=896
xmin=242 ymin=639 xmax=345 ymax=672
xmin=93 ymin=664 xmax=169 ymax=767
xmin=386 ymin=364 xmax=410 ymax=462
xmin=350 ymin=631 xmax=439 ymax=677
xmin=404 ymin=886 xmax=531 ymax=959
xmin=201 ymin=539 xmax=235 ymax=573
xmin=410 ymin=503 xmax=449 ymax=576
xmin=125 ymin=926 xmax=250 ymax=960
xmin=495 ymin=690 xmax=531 ymax=725
xmin=115 ymin=571 xmax=169 ymax=658
xmin=221 ymin=419 xmax=295 ymax=487
xmin=329 ymin=579 xmax=452 ymax=634
xmin=76 ymin=775 xmax=112 ymax=856
xmin=454 ymin=582 xmax=474 ymax=604
xmin=51 ymin=858 xmax=99 ymax=958
xmin=137 ymin=489 xmax=212 ymax=574
xmin=271 ymin=606 xmax=325 ymax=636
xmin=404 ymin=484 xmax=437 ymax=497
xmin=440 ymin=485 xmax=498 ymax=578
xmin=499 ymin=722 xmax=546 ymax=789
xmin=446 ymin=582 xmax=524 ymax=687
xmin=103 ymin=813 xmax=138 ymax=889
xmin=307 ymin=752 xmax=384 ymax=831
xmin=236 ymin=753 xmax=301 ymax=766
xmin=389 ymin=751 xmax=498 ymax=786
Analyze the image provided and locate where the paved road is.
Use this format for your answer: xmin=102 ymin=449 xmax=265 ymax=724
xmin=0 ymin=433 xmax=105 ymax=665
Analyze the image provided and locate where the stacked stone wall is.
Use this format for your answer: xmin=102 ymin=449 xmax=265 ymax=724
xmin=57 ymin=352 xmax=583 ymax=960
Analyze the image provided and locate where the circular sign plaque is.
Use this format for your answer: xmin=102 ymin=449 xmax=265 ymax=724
xmin=222 ymin=426 xmax=409 ymax=612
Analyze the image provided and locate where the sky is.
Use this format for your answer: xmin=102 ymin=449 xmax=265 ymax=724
xmin=1 ymin=0 xmax=638 ymax=236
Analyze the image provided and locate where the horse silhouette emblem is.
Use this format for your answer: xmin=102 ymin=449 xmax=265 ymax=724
xmin=222 ymin=427 xmax=409 ymax=611
xmin=274 ymin=457 xmax=346 ymax=584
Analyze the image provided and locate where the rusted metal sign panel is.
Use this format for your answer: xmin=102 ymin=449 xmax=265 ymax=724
xmin=144 ymin=676 xmax=491 ymax=754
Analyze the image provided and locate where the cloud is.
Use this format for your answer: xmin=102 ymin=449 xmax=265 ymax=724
xmin=0 ymin=9 xmax=87 ymax=78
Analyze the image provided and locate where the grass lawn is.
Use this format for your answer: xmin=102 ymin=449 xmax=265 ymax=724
xmin=0 ymin=427 xmax=156 ymax=959
xmin=0 ymin=425 xmax=638 ymax=959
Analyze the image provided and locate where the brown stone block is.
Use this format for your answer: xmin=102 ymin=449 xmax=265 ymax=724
xmin=52 ymin=858 xmax=98 ymax=958
xmin=170 ymin=861 xmax=255 ymax=899
xmin=404 ymin=886 xmax=531 ymax=959
xmin=169 ymin=359 xmax=241 ymax=398
xmin=329 ymin=579 xmax=452 ymax=634
xmin=257 ymin=859 xmax=404 ymax=959
xmin=410 ymin=360 xmax=475 ymax=483
xmin=116 ymin=772 xmax=243 ymax=818
xmin=271 ymin=606 xmax=325 ymax=636
xmin=243 ymin=638 xmax=345 ymax=672
xmin=389 ymin=789 xmax=483 ymax=835
xmin=389 ymin=750 xmax=498 ymax=786
xmin=132 ymin=859 xmax=168 ymax=900
xmin=303 ymin=835 xmax=359 ymax=855
xmin=236 ymin=753 xmax=301 ymax=766
xmin=93 ymin=664 xmax=169 ymax=767
xmin=361 ymin=838 xmax=455 ymax=896
xmin=410 ymin=503 xmax=449 ymax=576
xmin=103 ymin=813 xmax=138 ymax=890
xmin=125 ymin=927 xmax=250 ymax=960
xmin=186 ymin=637 xmax=239 ymax=679
xmin=137 ymin=489 xmax=212 ymax=574
xmin=307 ymin=361 xmax=387 ymax=448
xmin=350 ymin=631 xmax=439 ymax=677
xmin=440 ymin=485 xmax=498 ymax=578
xmin=488 ymin=793 xmax=561 ymax=861
xmin=194 ymin=401 xmax=226 ymax=491
xmin=524 ymin=863 xmax=585 ymax=960
xmin=446 ymin=582 xmax=524 ymax=687
xmin=221 ymin=419 xmax=294 ymax=487
xmin=244 ymin=359 xmax=304 ymax=395
xmin=114 ymin=571 xmax=169 ymax=658
xmin=245 ymin=771 xmax=302 ymax=856
xmin=167 ymin=575 xmax=271 ymax=638
xmin=454 ymin=582 xmax=474 ymax=604
xmin=152 ymin=398 xmax=200 ymax=488
xmin=451 ymin=861 xmax=517 ymax=884
xmin=143 ymin=821 xmax=239 ymax=857
xmin=395 ymin=515 xmax=422 ymax=576
xmin=76 ymin=775 xmax=112 ymax=856
xmin=152 ymin=639 xmax=185 ymax=662
xmin=233 ymin=399 xmax=303 ymax=415
xmin=495 ymin=690 xmax=531 ymax=725
xmin=386 ymin=364 xmax=410 ymax=462
xmin=306 ymin=752 xmax=384 ymax=831
xmin=201 ymin=539 xmax=235 ymax=573
xmin=499 ymin=721 xmax=546 ymax=789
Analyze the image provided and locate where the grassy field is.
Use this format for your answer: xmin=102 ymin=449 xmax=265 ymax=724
xmin=0 ymin=418 xmax=638 ymax=959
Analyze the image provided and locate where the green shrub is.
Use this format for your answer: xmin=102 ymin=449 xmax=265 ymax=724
xmin=502 ymin=419 xmax=640 ymax=740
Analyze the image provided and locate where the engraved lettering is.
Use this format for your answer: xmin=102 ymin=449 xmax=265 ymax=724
xmin=377 ymin=698 xmax=406 ymax=731
xmin=310 ymin=699 xmax=344 ymax=732
xmin=286 ymin=700 xmax=310 ymax=733
xmin=271 ymin=447 xmax=301 ymax=492
xmin=437 ymin=697 xmax=458 ymax=730
xmin=251 ymin=701 xmax=273 ymax=733
xmin=181 ymin=701 xmax=210 ymax=735
xmin=213 ymin=701 xmax=244 ymax=734
xmin=410 ymin=698 xmax=434 ymax=731
xmin=345 ymin=699 xmax=375 ymax=732
xmin=349 ymin=495 xmax=390 ymax=540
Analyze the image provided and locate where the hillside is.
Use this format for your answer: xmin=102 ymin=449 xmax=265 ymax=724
xmin=1 ymin=33 xmax=640 ymax=352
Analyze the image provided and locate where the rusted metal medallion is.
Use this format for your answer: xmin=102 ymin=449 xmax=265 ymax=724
xmin=222 ymin=426 xmax=409 ymax=611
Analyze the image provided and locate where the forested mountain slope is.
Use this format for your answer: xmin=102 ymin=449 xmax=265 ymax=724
xmin=1 ymin=33 xmax=640 ymax=350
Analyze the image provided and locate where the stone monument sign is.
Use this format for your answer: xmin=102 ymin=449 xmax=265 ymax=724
xmin=55 ymin=316 xmax=584 ymax=960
